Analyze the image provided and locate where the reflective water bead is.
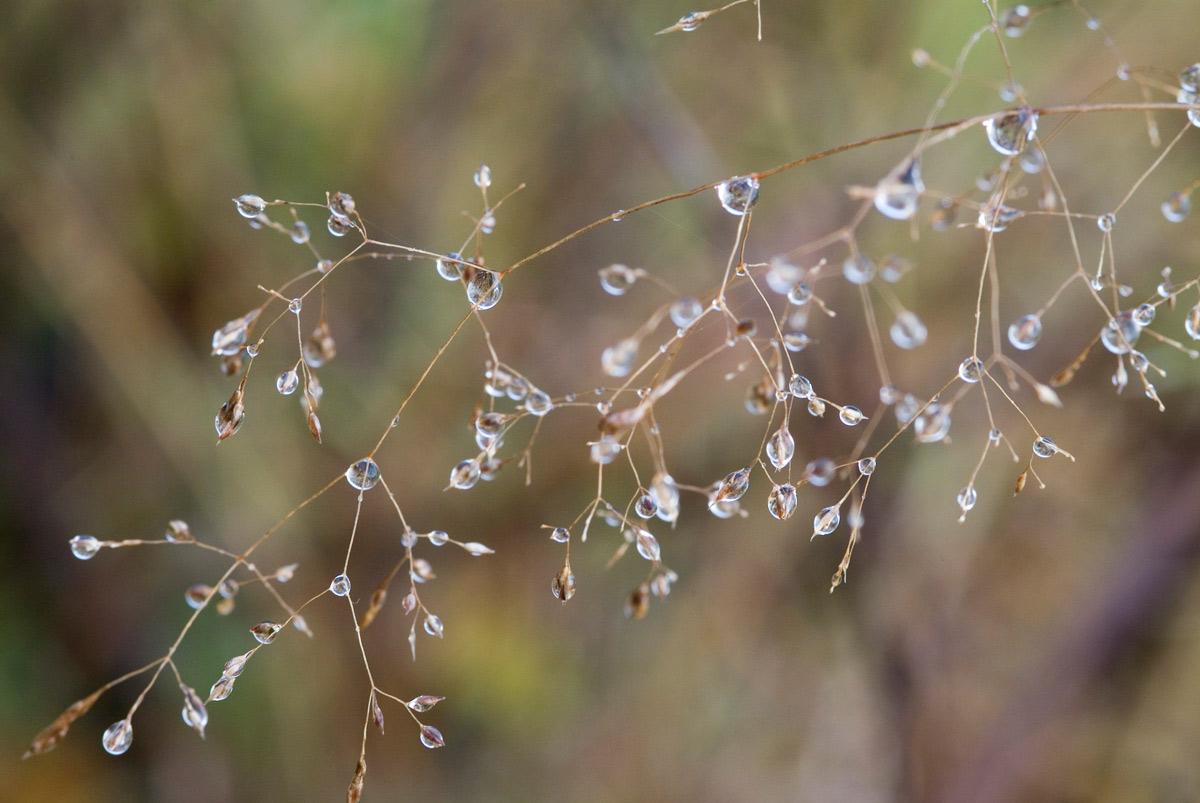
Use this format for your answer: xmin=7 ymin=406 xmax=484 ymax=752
xmin=1100 ymin=311 xmax=1142 ymax=354
xmin=670 ymin=296 xmax=704 ymax=328
xmin=474 ymin=163 xmax=492 ymax=189
xmin=877 ymin=255 xmax=912 ymax=283
xmin=707 ymin=493 xmax=740 ymax=519
xmin=475 ymin=411 xmax=506 ymax=438
xmin=879 ymin=384 xmax=900 ymax=406
xmin=767 ymin=484 xmax=798 ymax=521
xmin=1097 ymin=212 xmax=1115 ymax=232
xmin=70 ymin=534 xmax=100 ymax=560
xmin=276 ymin=368 xmax=300 ymax=396
xmin=1181 ymin=63 xmax=1200 ymax=93
xmin=590 ymin=435 xmax=621 ymax=465
xmin=633 ymin=493 xmax=658 ymax=520
xmin=890 ymin=310 xmax=928 ymax=350
xmin=184 ymin=585 xmax=210 ymax=609
xmin=635 ymin=530 xmax=661 ymax=562
xmin=290 ymin=220 xmax=310 ymax=244
xmin=1185 ymin=304 xmax=1200 ymax=340
xmin=1000 ymin=4 xmax=1032 ymax=35
xmin=102 ymin=719 xmax=133 ymax=755
xmin=930 ymin=200 xmax=957 ymax=231
xmin=978 ymin=204 xmax=1021 ymax=232
xmin=1018 ymin=146 xmax=1044 ymax=174
xmin=1134 ymin=303 xmax=1156 ymax=327
xmin=329 ymin=574 xmax=351 ymax=596
xmin=805 ymin=458 xmax=836 ymax=487
xmin=858 ymin=458 xmax=876 ymax=475
xmin=958 ymin=356 xmax=984 ymax=383
xmin=480 ymin=210 xmax=496 ymax=233
xmin=601 ymin=338 xmax=638 ymax=377
xmin=450 ymin=459 xmax=482 ymax=488
xmin=787 ymin=282 xmax=812 ymax=306
xmin=813 ymin=506 xmax=841 ymax=535
xmin=842 ymin=254 xmax=876 ymax=285
xmin=716 ymin=467 xmax=751 ymax=502
xmin=553 ymin=562 xmax=576 ymax=602
xmin=895 ymin=393 xmax=920 ymax=425
xmin=1162 ymin=192 xmax=1192 ymax=222
xmin=550 ymin=527 xmax=570 ymax=543
xmin=765 ymin=257 xmax=802 ymax=295
xmin=345 ymin=458 xmax=380 ymax=491
xmin=181 ymin=685 xmax=208 ymax=736
xmin=505 ymin=377 xmax=529 ymax=403
xmin=329 ymin=191 xmax=355 ymax=217
xmin=957 ymin=486 xmax=978 ymax=512
xmin=209 ymin=675 xmax=235 ymax=702
xmin=650 ymin=473 xmax=680 ymax=523
xmin=244 ymin=342 xmax=260 ymax=359
xmin=984 ymin=107 xmax=1037 ymax=155
xmin=1032 ymin=436 xmax=1058 ymax=458
xmin=1179 ymin=87 xmax=1200 ymax=128
xmin=766 ymin=426 xmax=795 ymax=470
xmin=790 ymin=374 xmax=813 ymax=399
xmin=211 ymin=310 xmax=260 ymax=356
xmin=327 ymin=213 xmax=354 ymax=237
xmin=807 ymin=398 xmax=825 ymax=417
xmin=1130 ymin=350 xmax=1149 ymax=372
xmin=250 ymin=622 xmax=282 ymax=645
xmin=874 ymin=159 xmax=924 ymax=220
xmin=423 ymin=613 xmax=444 ymax=637
xmin=1007 ymin=314 xmax=1042 ymax=350
xmin=717 ymin=175 xmax=759 ymax=216
xmin=234 ymin=194 xmax=265 ymax=218
xmin=782 ymin=332 xmax=811 ymax=352
xmin=839 ymin=406 xmax=865 ymax=426
xmin=466 ymin=269 xmax=503 ymax=309
xmin=165 ymin=519 xmax=192 ymax=542
xmin=599 ymin=264 xmax=637 ymax=296
xmin=436 ymin=252 xmax=464 ymax=281
xmin=525 ymin=389 xmax=553 ymax=416
xmin=420 ymin=725 xmax=445 ymax=749
xmin=998 ymin=79 xmax=1022 ymax=103
xmin=677 ymin=11 xmax=705 ymax=31
xmin=914 ymin=405 xmax=952 ymax=443
xmin=317 ymin=258 xmax=333 ymax=274
xmin=214 ymin=394 xmax=245 ymax=441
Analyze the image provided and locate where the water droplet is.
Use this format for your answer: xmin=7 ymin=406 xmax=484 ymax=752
xmin=984 ymin=107 xmax=1037 ymax=155
xmin=423 ymin=613 xmax=444 ymax=637
xmin=525 ymin=389 xmax=553 ymax=416
xmin=505 ymin=377 xmax=528 ymax=402
xmin=436 ymin=252 xmax=464 ymax=281
xmin=912 ymin=48 xmax=931 ymax=67
xmin=1018 ymin=146 xmax=1044 ymax=174
xmin=839 ymin=406 xmax=865 ymax=426
xmin=466 ymin=269 xmax=503 ymax=309
xmin=635 ymin=530 xmax=661 ymax=562
xmin=1177 ymin=87 xmax=1200 ymax=127
xmin=329 ymin=191 xmax=356 ymax=217
xmin=474 ymin=163 xmax=492 ymax=189
xmin=180 ymin=684 xmax=208 ymax=737
xmin=184 ymin=585 xmax=210 ymax=609
xmin=70 ymin=535 xmax=100 ymax=560
xmin=208 ymin=675 xmax=235 ymax=702
xmin=813 ymin=506 xmax=841 ymax=535
xmin=895 ymin=394 xmax=920 ymax=425
xmin=807 ymin=397 xmax=826 ymax=417
xmin=327 ymin=213 xmax=354 ymax=237
xmin=164 ymin=520 xmax=192 ymax=543
xmin=789 ymin=374 xmax=813 ymax=399
xmin=858 ymin=457 xmax=876 ymax=475
xmin=999 ymin=78 xmax=1022 ymax=103
xmin=977 ymin=204 xmax=1022 ymax=232
xmin=890 ymin=310 xmax=928 ymax=349
xmin=1008 ymin=314 xmax=1042 ymax=350
xmin=234 ymin=194 xmax=265 ymax=218
xmin=276 ymin=369 xmax=299 ymax=396
xmin=217 ymin=579 xmax=239 ymax=599
xmin=480 ymin=210 xmax=496 ymax=233
xmin=635 ymin=494 xmax=658 ymax=519
xmin=1097 ymin=212 xmax=1115 ymax=232
xmin=880 ymin=384 xmax=899 ymax=405
xmin=286 ymin=221 xmax=310 ymax=246
xmin=649 ymin=473 xmax=680 ymax=523
xmin=590 ymin=435 xmax=621 ymax=465
xmin=1032 ymin=436 xmax=1058 ymax=458
xmin=842 ymin=254 xmax=876 ymax=285
xmin=244 ymin=342 xmax=259 ymax=358
xmin=599 ymin=264 xmax=637 ymax=296
xmin=420 ymin=725 xmax=445 ymax=749
xmin=1134 ymin=303 xmax=1156 ymax=327
xmin=1180 ymin=63 xmax=1200 ymax=93
xmin=1000 ymin=5 xmax=1032 ymax=37
xmin=601 ymin=338 xmax=638 ymax=377
xmin=716 ymin=467 xmax=751 ymax=502
xmin=768 ymin=484 xmax=798 ymax=520
xmin=475 ymin=412 xmax=506 ymax=440
xmin=317 ymin=258 xmax=333 ymax=274
xmin=1184 ymin=304 xmax=1200 ymax=340
xmin=303 ymin=320 xmax=336 ymax=367
xmin=716 ymin=175 xmax=759 ymax=216
xmin=1101 ymin=310 xmax=1142 ymax=354
xmin=957 ymin=486 xmax=978 ymax=512
xmin=766 ymin=426 xmax=795 ymax=470
xmin=958 ymin=356 xmax=984 ymax=383
xmin=330 ymin=574 xmax=351 ymax=596
xmin=214 ymin=386 xmax=246 ymax=442
xmin=874 ymin=159 xmax=923 ymax=220
xmin=211 ymin=310 xmax=261 ymax=356
xmin=449 ymin=459 xmax=481 ymax=489
xmin=1162 ymin=192 xmax=1191 ymax=222
xmin=930 ymin=199 xmax=957 ymax=230
xmin=804 ymin=458 xmax=836 ymax=487
xmin=787 ymin=282 xmax=813 ymax=306
xmin=345 ymin=458 xmax=380 ymax=491
xmin=670 ymin=296 xmax=704 ymax=328
xmin=552 ymin=561 xmax=576 ymax=602
xmin=250 ymin=622 xmax=282 ymax=645
xmin=102 ymin=719 xmax=133 ymax=755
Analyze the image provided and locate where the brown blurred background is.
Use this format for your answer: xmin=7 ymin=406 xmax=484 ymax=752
xmin=4 ymin=1 xmax=1200 ymax=801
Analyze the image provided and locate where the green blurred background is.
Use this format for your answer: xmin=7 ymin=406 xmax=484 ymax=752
xmin=4 ymin=0 xmax=1200 ymax=801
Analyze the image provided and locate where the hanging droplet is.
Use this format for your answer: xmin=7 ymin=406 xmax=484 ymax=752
xmin=462 ymin=541 xmax=493 ymax=556
xmin=474 ymin=163 xmax=492 ymax=189
xmin=184 ymin=585 xmax=210 ymax=609
xmin=977 ymin=204 xmax=1022 ymax=232
xmin=807 ymin=397 xmax=826 ymax=417
xmin=449 ymin=459 xmax=481 ymax=489
xmin=715 ymin=467 xmax=751 ymax=503
xmin=804 ymin=458 xmax=836 ymax=487
xmin=670 ymin=296 xmax=704 ymax=328
xmin=180 ymin=684 xmax=208 ymax=737
xmin=998 ymin=79 xmax=1022 ymax=103
xmin=590 ymin=435 xmax=621 ymax=465
xmin=789 ymin=374 xmax=814 ymax=399
xmin=599 ymin=264 xmax=637 ymax=295
xmin=1178 ymin=87 xmax=1200 ymax=127
xmin=69 ymin=535 xmax=101 ymax=560
xmin=999 ymin=4 xmax=1032 ymax=36
xmin=958 ymin=357 xmax=984 ymax=383
xmin=983 ymin=107 xmax=1038 ymax=155
xmin=480 ymin=210 xmax=496 ymax=233
xmin=303 ymin=320 xmax=336 ymax=368
xmin=813 ymin=506 xmax=841 ymax=535
xmin=839 ymin=406 xmax=865 ymax=426
xmin=101 ymin=719 xmax=133 ymax=755
xmin=601 ymin=338 xmax=638 ymax=377
xmin=634 ymin=530 xmax=661 ymax=562
xmin=635 ymin=494 xmax=658 ymax=519
xmin=895 ymin=394 xmax=920 ymax=425
xmin=329 ymin=574 xmax=351 ymax=596
xmin=744 ymin=380 xmax=774 ymax=414
xmin=787 ymin=282 xmax=812 ymax=306
xmin=1032 ymin=436 xmax=1058 ymax=458
xmin=317 ymin=258 xmax=333 ymax=274
xmin=345 ymin=458 xmax=380 ymax=491
xmin=211 ymin=310 xmax=261 ymax=356
xmin=1162 ymin=192 xmax=1192 ymax=222
xmin=165 ymin=520 xmax=192 ymax=543
xmin=930 ymin=199 xmax=957 ymax=231
xmin=1181 ymin=63 xmax=1200 ymax=93
xmin=858 ymin=457 xmax=876 ymax=475
xmin=1008 ymin=314 xmax=1042 ymax=350
xmin=890 ymin=310 xmax=928 ymax=349
xmin=650 ymin=473 xmax=680 ymax=523
xmin=208 ymin=675 xmax=235 ymax=702
xmin=552 ymin=561 xmax=576 ymax=602
xmin=218 ymin=579 xmax=239 ymax=599
xmin=1134 ymin=303 xmax=1156 ymax=327
xmin=1100 ymin=310 xmax=1142 ymax=354
xmin=766 ymin=425 xmax=795 ymax=470
xmin=842 ymin=254 xmax=876 ymax=285
xmin=276 ymin=369 xmax=299 ymax=396
xmin=914 ymin=404 xmax=952 ymax=443
xmin=234 ymin=194 xmax=266 ymax=218
xmin=327 ymin=213 xmax=354 ymax=237
xmin=767 ymin=484 xmax=798 ymax=520
xmin=436 ymin=252 xmax=464 ymax=281
xmin=879 ymin=384 xmax=899 ymax=405
xmin=289 ymin=220 xmax=310 ymax=245
xmin=1018 ymin=146 xmax=1044 ymax=174
xmin=525 ymin=389 xmax=553 ymax=416
xmin=1184 ymin=304 xmax=1200 ymax=340
xmin=329 ymin=191 xmax=356 ymax=218
xmin=419 ymin=725 xmax=446 ymax=749
xmin=716 ymin=175 xmax=759 ymax=216
xmin=250 ymin=622 xmax=283 ymax=645
xmin=423 ymin=613 xmax=444 ymax=637
xmin=873 ymin=159 xmax=924 ymax=220
xmin=214 ymin=385 xmax=246 ymax=442
xmin=1097 ymin=212 xmax=1115 ymax=232
xmin=466 ymin=269 xmax=503 ymax=310
xmin=957 ymin=486 xmax=978 ymax=512
xmin=505 ymin=377 xmax=529 ymax=402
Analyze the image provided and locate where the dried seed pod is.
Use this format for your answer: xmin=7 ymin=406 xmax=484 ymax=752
xmin=23 ymin=689 xmax=103 ymax=758
xmin=347 ymin=757 xmax=366 ymax=803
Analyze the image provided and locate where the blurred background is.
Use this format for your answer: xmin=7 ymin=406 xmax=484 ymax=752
xmin=4 ymin=0 xmax=1200 ymax=801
